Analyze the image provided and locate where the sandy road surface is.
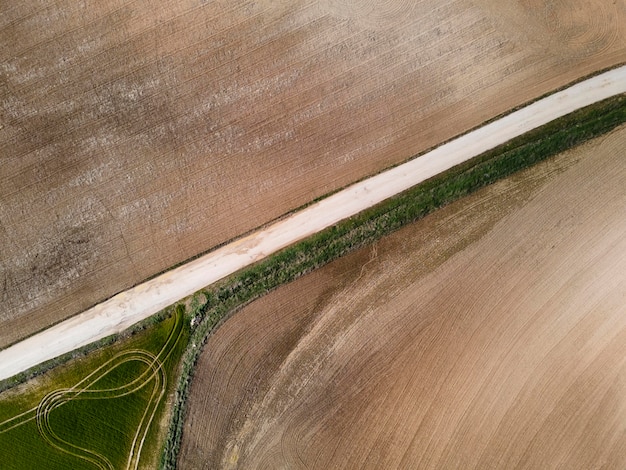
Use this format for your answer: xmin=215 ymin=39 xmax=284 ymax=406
xmin=0 ymin=66 xmax=625 ymax=382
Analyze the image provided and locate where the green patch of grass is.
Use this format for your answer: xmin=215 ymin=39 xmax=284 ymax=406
xmin=0 ymin=306 xmax=188 ymax=470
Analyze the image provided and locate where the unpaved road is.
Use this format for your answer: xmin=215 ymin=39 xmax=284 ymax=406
xmin=0 ymin=66 xmax=625 ymax=381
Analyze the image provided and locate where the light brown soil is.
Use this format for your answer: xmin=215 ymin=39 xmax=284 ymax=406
xmin=1 ymin=0 xmax=625 ymax=347
xmin=180 ymin=126 xmax=626 ymax=469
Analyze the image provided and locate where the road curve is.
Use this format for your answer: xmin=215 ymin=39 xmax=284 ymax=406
xmin=1 ymin=66 xmax=625 ymax=382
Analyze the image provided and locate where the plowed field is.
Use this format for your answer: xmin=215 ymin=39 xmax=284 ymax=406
xmin=1 ymin=0 xmax=625 ymax=347
xmin=180 ymin=126 xmax=626 ymax=469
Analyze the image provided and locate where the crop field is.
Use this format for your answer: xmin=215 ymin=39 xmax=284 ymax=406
xmin=1 ymin=0 xmax=625 ymax=349
xmin=178 ymin=125 xmax=626 ymax=469
xmin=0 ymin=308 xmax=188 ymax=470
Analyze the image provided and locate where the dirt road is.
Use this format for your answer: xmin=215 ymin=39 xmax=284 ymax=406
xmin=0 ymin=66 xmax=624 ymax=381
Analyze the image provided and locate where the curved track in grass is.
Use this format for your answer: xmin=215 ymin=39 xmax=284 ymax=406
xmin=0 ymin=310 xmax=183 ymax=469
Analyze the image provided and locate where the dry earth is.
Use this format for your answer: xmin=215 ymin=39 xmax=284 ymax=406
xmin=180 ymin=126 xmax=626 ymax=469
xmin=1 ymin=0 xmax=625 ymax=347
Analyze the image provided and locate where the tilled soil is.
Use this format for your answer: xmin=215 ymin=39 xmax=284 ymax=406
xmin=180 ymin=126 xmax=626 ymax=469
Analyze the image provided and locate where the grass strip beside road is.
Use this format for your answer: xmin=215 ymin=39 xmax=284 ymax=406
xmin=0 ymin=310 xmax=172 ymax=394
xmin=160 ymin=94 xmax=626 ymax=469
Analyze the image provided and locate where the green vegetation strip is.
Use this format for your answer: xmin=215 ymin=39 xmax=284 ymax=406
xmin=160 ymin=94 xmax=626 ymax=469
xmin=0 ymin=309 xmax=173 ymax=395
xmin=0 ymin=307 xmax=189 ymax=470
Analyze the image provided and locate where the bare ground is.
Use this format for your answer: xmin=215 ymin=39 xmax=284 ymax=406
xmin=180 ymin=125 xmax=626 ymax=469
xmin=1 ymin=0 xmax=625 ymax=347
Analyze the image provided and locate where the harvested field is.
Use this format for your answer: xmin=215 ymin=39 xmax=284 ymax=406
xmin=1 ymin=1 xmax=625 ymax=347
xmin=179 ymin=126 xmax=626 ymax=469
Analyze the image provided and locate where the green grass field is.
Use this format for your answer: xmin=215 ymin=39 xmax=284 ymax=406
xmin=0 ymin=307 xmax=188 ymax=470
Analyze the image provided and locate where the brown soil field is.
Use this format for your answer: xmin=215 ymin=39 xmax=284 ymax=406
xmin=1 ymin=0 xmax=625 ymax=347
xmin=180 ymin=125 xmax=626 ymax=469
